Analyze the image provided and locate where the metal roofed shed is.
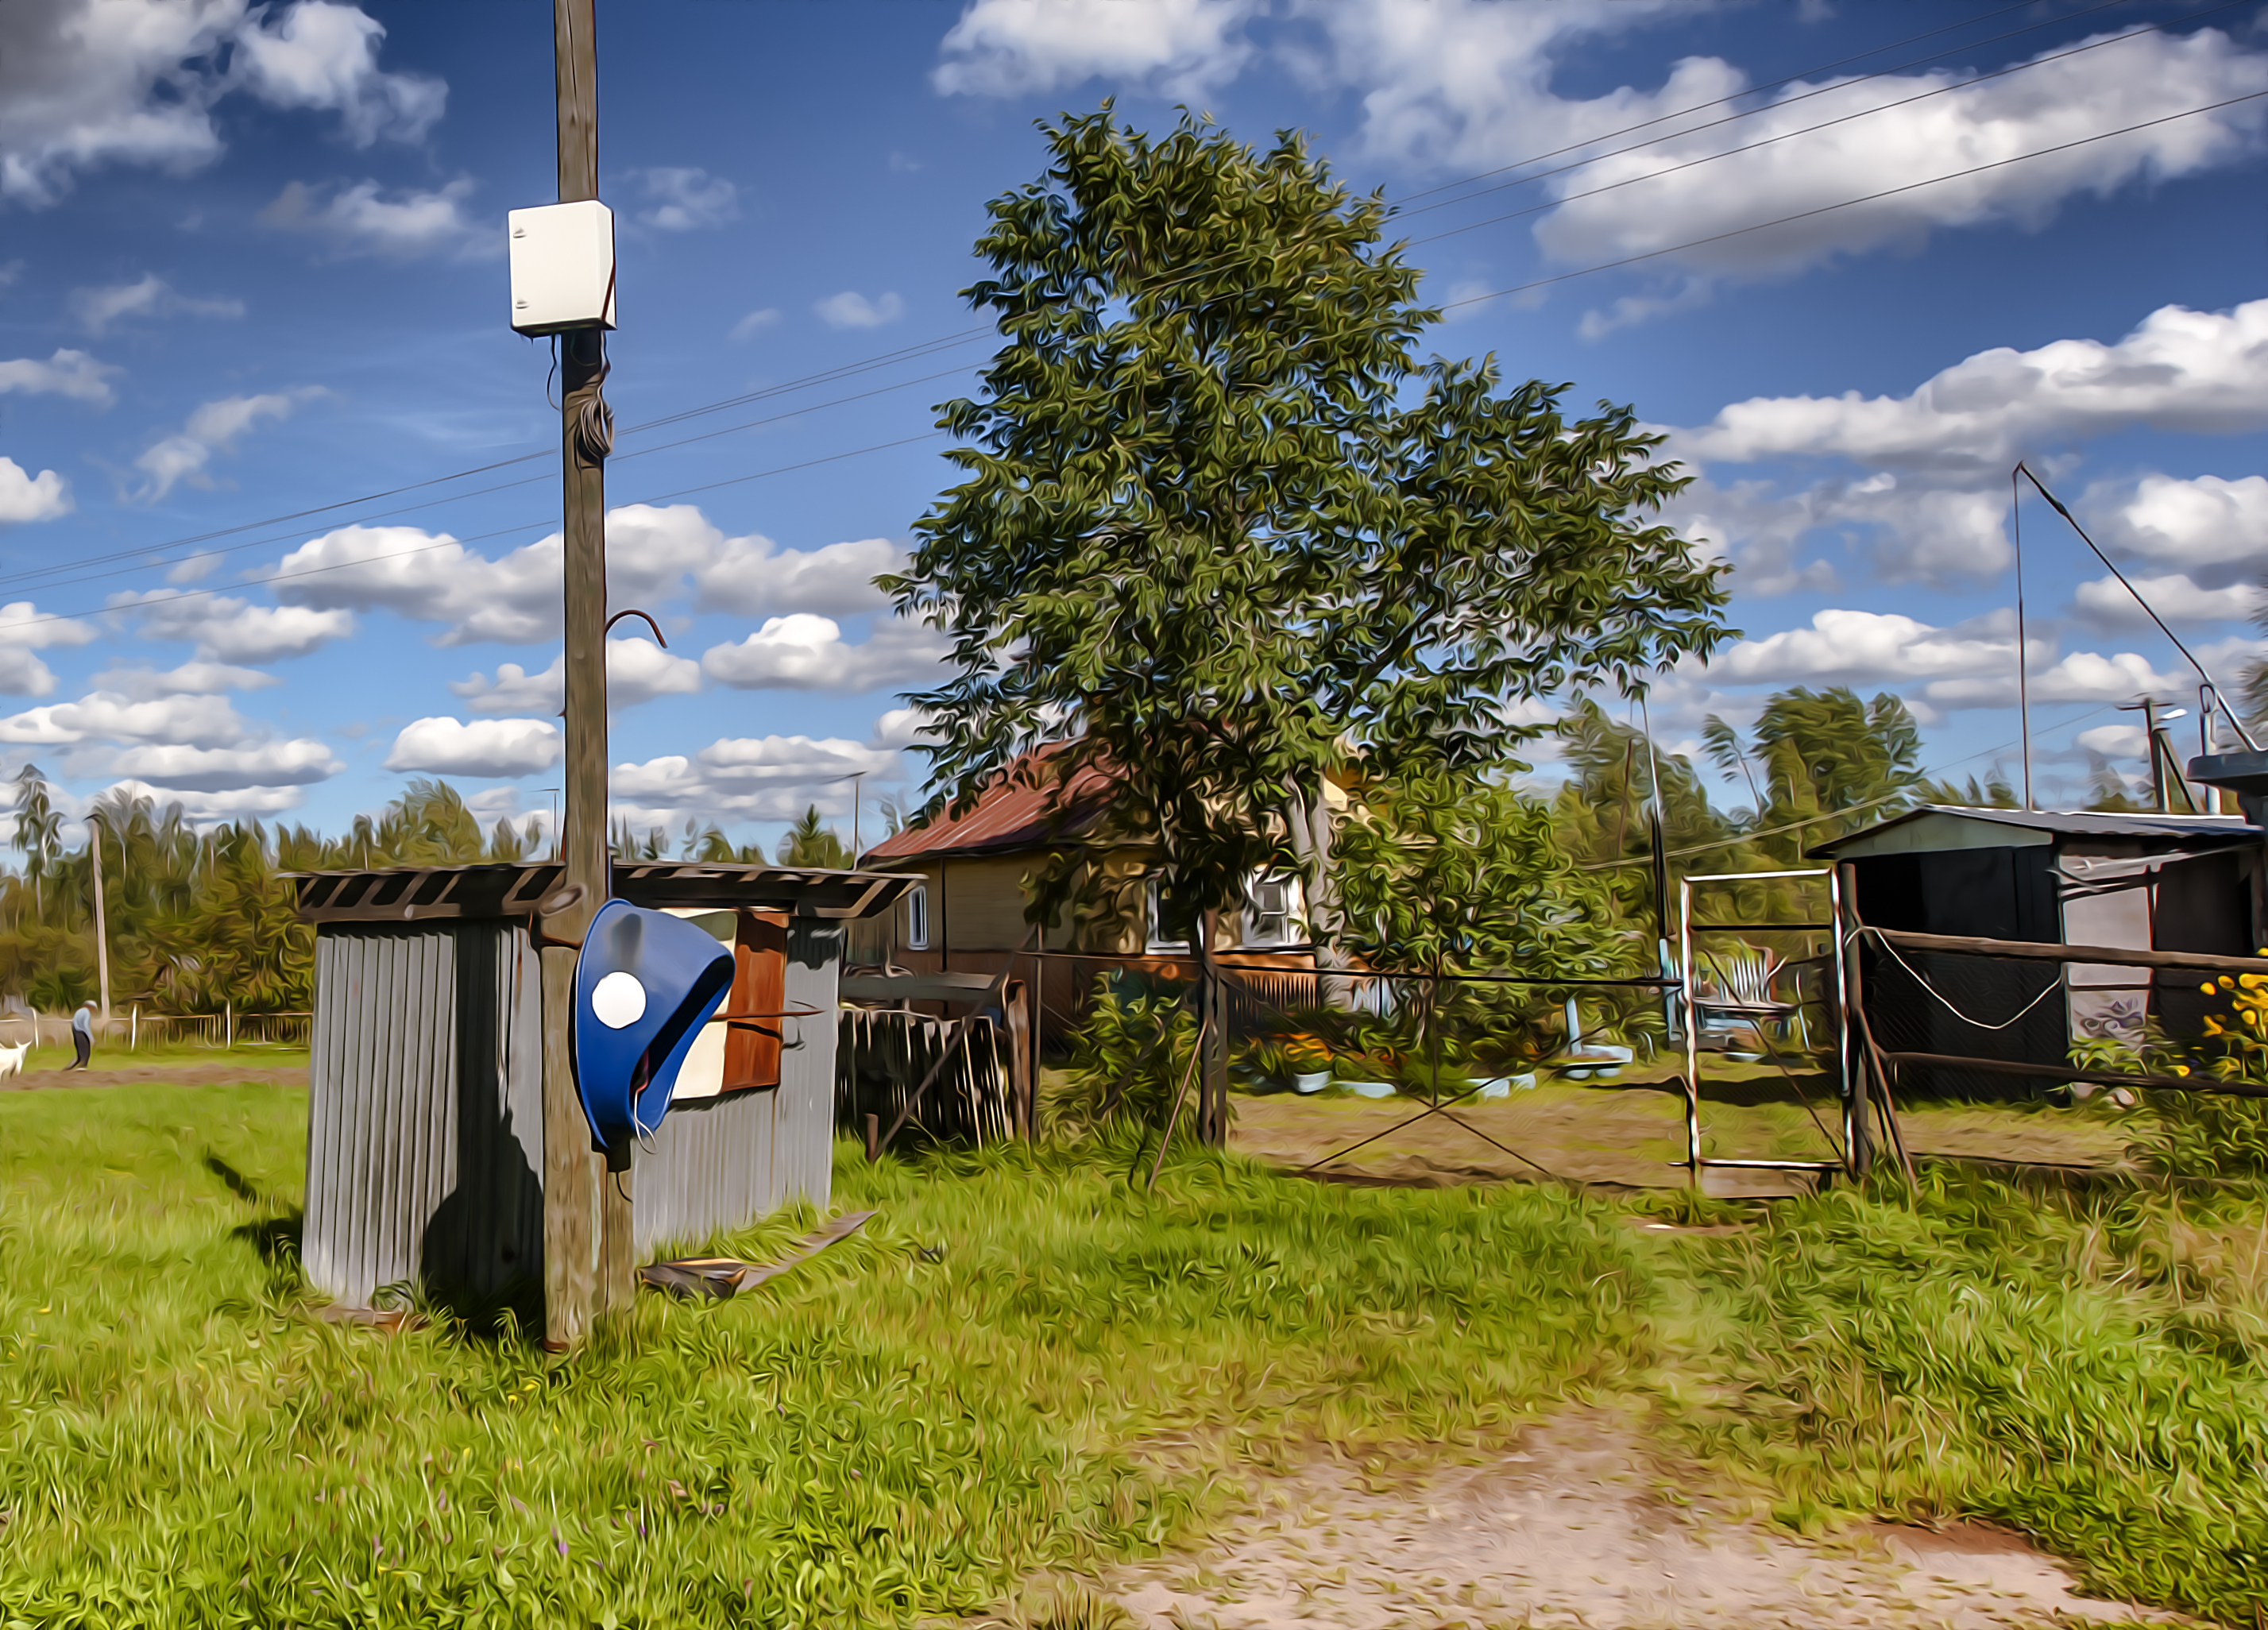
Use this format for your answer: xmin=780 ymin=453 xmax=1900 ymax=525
xmin=1813 ymin=805 xmax=2265 ymax=1095
xmin=294 ymin=860 xmax=910 ymax=1310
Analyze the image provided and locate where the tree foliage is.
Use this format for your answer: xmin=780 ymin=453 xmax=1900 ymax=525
xmin=1706 ymin=686 xmax=1922 ymax=859
xmin=779 ymin=806 xmax=850 ymax=869
xmin=888 ymin=110 xmax=1731 ymax=931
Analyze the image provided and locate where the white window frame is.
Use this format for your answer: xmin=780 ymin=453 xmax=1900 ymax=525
xmin=1242 ymin=871 xmax=1307 ymax=949
xmin=1145 ymin=876 xmax=1190 ymax=952
xmin=902 ymin=882 xmax=931 ymax=951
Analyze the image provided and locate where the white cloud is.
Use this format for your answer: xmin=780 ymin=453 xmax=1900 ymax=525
xmin=729 ymin=308 xmax=780 ymax=342
xmin=0 ymin=348 xmax=118 ymax=404
xmin=0 ymin=0 xmax=445 ymax=206
xmin=694 ymin=531 xmax=902 ymax=617
xmin=261 ymin=176 xmax=486 ymax=260
xmin=2096 ymin=473 xmax=2268 ymax=570
xmin=701 ymin=614 xmax=951 ymax=693
xmin=449 ymin=637 xmax=701 ymax=714
xmin=1532 ymin=25 xmax=2268 ymax=288
xmin=68 ymin=273 xmax=241 ymax=334
xmin=133 ymin=390 xmax=309 ymax=500
xmin=1922 ymin=649 xmax=2189 ymax=712
xmin=934 ymin=0 xmax=1256 ymax=96
xmin=1678 ymin=298 xmax=2268 ymax=475
xmin=270 ymin=504 xmax=868 ymax=646
xmin=101 ymin=777 xmax=313 ymax=820
xmin=2077 ymin=723 xmax=2147 ymax=761
xmin=1700 ymin=606 xmax=2193 ymax=715
xmin=0 ymin=600 xmax=97 ymax=697
xmin=2072 ymin=572 xmax=2257 ymax=628
xmin=119 ymin=591 xmax=355 ymax=662
xmin=0 ymin=690 xmax=251 ymax=748
xmin=1706 ymin=608 xmax=2010 ymax=688
xmin=632 ymin=165 xmax=736 ymax=231
xmin=229 ymin=0 xmax=445 ymax=146
xmin=385 ymin=716 xmax=561 ymax=778
xmin=870 ymin=706 xmax=937 ymax=750
xmin=106 ymin=737 xmax=341 ymax=792
xmin=1666 ymin=298 xmax=2268 ymax=590
xmin=88 ymin=661 xmax=278 ymax=698
xmin=0 ymin=459 xmax=70 ymax=526
xmin=814 ymin=291 xmax=903 ymax=330
xmin=609 ymin=732 xmax=902 ymax=828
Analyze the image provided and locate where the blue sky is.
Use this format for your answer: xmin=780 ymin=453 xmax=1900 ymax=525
xmin=2 ymin=0 xmax=2266 ymax=854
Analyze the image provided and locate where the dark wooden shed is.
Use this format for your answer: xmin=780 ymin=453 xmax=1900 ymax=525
xmin=1814 ymin=807 xmax=2264 ymax=1092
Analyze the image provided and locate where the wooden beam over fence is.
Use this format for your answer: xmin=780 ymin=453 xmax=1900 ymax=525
xmin=1870 ymin=928 xmax=2268 ymax=979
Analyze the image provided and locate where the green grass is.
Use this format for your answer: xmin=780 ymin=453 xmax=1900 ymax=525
xmin=2 ymin=1086 xmax=2267 ymax=1625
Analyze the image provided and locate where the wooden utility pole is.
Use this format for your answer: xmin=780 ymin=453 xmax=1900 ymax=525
xmin=539 ymin=0 xmax=622 ymax=1350
xmin=87 ymin=815 xmax=111 ymax=1021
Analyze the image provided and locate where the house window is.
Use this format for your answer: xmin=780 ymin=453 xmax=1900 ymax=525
xmin=903 ymin=883 xmax=930 ymax=951
xmin=1243 ymin=873 xmax=1304 ymax=948
xmin=1145 ymin=877 xmax=1190 ymax=952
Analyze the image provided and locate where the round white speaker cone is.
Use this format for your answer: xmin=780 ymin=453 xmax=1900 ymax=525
xmin=591 ymin=969 xmax=647 ymax=1029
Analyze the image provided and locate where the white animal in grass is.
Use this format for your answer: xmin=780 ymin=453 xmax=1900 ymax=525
xmin=0 ymin=1041 xmax=29 ymax=1080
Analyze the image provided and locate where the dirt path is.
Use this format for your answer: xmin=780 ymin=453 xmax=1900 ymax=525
xmin=0 ymin=1062 xmax=307 ymax=1091
xmin=1074 ymin=1415 xmax=2162 ymax=1629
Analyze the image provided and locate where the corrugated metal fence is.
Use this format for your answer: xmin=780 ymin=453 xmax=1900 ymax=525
xmin=303 ymin=918 xmax=844 ymax=1308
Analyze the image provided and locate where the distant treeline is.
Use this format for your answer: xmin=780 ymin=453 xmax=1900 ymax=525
xmin=0 ymin=686 xmax=2126 ymax=1017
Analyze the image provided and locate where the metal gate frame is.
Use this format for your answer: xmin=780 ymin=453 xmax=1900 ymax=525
xmin=1678 ymin=867 xmax=1852 ymax=1184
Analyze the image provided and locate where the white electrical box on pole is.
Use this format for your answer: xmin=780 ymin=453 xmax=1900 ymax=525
xmin=508 ymin=200 xmax=617 ymax=335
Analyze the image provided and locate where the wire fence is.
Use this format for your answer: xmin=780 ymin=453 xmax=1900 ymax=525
xmin=0 ymin=1009 xmax=311 ymax=1049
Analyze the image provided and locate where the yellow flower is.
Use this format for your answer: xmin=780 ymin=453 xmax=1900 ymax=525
xmin=2175 ymin=1065 xmax=2192 ymax=1076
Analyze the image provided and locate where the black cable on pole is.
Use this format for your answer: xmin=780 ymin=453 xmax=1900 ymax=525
xmin=2015 ymin=462 xmax=2262 ymax=751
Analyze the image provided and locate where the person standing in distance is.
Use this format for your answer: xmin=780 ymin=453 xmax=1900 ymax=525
xmin=65 ymin=999 xmax=93 ymax=1072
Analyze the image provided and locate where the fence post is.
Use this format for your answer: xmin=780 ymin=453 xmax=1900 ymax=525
xmin=1005 ymin=978 xmax=1031 ymax=1138
xmin=131 ymin=1005 xmax=137 ymax=1052
xmin=225 ymin=1002 xmax=233 ymax=1051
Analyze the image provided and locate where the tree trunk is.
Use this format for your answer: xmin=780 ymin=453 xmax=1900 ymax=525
xmin=1290 ymin=794 xmax=1354 ymax=1010
xmin=1196 ymin=911 xmax=1228 ymax=1146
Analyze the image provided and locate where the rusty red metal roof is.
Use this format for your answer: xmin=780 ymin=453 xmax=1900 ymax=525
xmin=863 ymin=747 xmax=1120 ymax=864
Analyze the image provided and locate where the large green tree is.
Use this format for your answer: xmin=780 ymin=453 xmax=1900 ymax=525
xmin=888 ymin=113 xmax=1730 ymax=1130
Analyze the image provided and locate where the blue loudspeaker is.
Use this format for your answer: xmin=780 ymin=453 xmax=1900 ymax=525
xmin=572 ymin=898 xmax=736 ymax=1149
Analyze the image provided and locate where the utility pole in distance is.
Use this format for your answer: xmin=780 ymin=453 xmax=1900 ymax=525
xmin=535 ymin=0 xmax=621 ymax=1350
xmin=87 ymin=813 xmax=111 ymax=1022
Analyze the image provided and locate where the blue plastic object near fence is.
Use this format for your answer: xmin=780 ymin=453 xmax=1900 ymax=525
xmin=572 ymin=898 xmax=735 ymax=1149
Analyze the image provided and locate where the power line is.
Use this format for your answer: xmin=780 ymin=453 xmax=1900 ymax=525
xmin=11 ymin=2 xmax=2146 ymax=594
xmin=0 ymin=365 xmax=972 ymax=602
xmin=14 ymin=90 xmax=2252 ymax=633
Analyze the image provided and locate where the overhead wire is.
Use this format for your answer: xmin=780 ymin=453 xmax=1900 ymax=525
xmin=10 ymin=0 xmax=2168 ymax=599
xmin=12 ymin=82 xmax=2250 ymax=643
xmin=6 ymin=4 xmax=2244 ymax=661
